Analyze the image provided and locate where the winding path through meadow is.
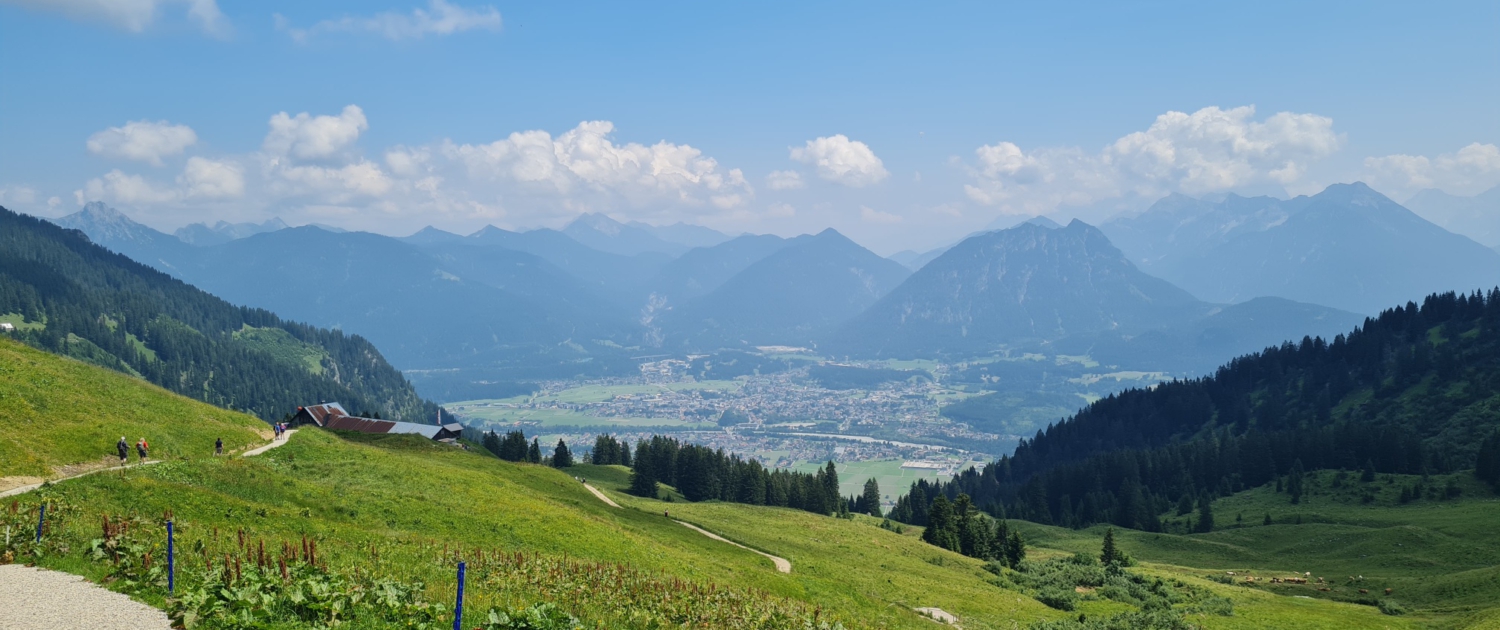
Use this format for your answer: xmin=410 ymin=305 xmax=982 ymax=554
xmin=580 ymin=482 xmax=791 ymax=574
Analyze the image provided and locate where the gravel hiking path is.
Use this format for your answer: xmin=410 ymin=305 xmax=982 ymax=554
xmin=577 ymin=480 xmax=792 ymax=574
xmin=582 ymin=483 xmax=621 ymax=508
xmin=914 ymin=606 xmax=960 ymax=626
xmin=0 ymin=460 xmax=161 ymax=499
xmin=0 ymin=564 xmax=172 ymax=630
xmin=242 ymin=429 xmax=297 ymax=457
xmin=1 ymin=431 xmax=294 ymax=499
xmin=674 ymin=520 xmax=792 ymax=574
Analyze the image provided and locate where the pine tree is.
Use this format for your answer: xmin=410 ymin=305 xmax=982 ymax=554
xmin=1195 ymin=494 xmax=1215 ymax=533
xmin=922 ymin=495 xmax=961 ymax=552
xmin=821 ymin=461 xmax=840 ymax=513
xmin=628 ymin=441 xmax=658 ymax=497
xmin=552 ymin=439 xmax=572 ymax=468
xmin=1361 ymin=459 xmax=1377 ymax=483
xmin=527 ymin=438 xmax=542 ymax=464
xmin=861 ymin=478 xmax=883 ymax=517
xmin=1100 ymin=528 xmax=1121 ymax=566
xmin=1477 ymin=431 xmax=1500 ymax=490
xmin=1288 ymin=459 xmax=1306 ymax=504
xmin=1175 ymin=494 xmax=1194 ymax=516
xmin=1005 ymin=530 xmax=1026 ymax=569
xmin=1263 ymin=513 xmax=1272 ymax=526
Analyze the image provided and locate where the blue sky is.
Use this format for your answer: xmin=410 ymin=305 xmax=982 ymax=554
xmin=1 ymin=0 xmax=1497 ymax=253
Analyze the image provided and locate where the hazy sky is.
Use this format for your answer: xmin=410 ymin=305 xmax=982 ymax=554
xmin=1 ymin=0 xmax=1497 ymax=253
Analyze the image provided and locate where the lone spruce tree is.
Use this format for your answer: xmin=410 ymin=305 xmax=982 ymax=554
xmin=1100 ymin=528 xmax=1121 ymax=566
xmin=552 ymin=439 xmax=572 ymax=468
xmin=527 ymin=438 xmax=542 ymax=464
xmin=861 ymin=478 xmax=882 ymax=517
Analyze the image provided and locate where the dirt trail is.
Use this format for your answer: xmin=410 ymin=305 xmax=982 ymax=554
xmin=582 ymin=483 xmax=621 ymax=508
xmin=0 ymin=460 xmax=161 ymax=499
xmin=0 ymin=431 xmax=295 ymax=499
xmin=578 ymin=481 xmax=792 ymax=574
xmin=674 ymin=520 xmax=792 ymax=574
xmin=242 ymin=429 xmax=297 ymax=457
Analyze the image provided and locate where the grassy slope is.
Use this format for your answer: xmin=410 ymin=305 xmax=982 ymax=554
xmin=7 ymin=341 xmax=1486 ymax=628
xmin=0 ymin=337 xmax=266 ymax=477
xmin=1015 ymin=470 xmax=1500 ymax=628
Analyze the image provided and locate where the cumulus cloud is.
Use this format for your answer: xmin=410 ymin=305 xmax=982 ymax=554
xmin=80 ymin=169 xmax=181 ymax=205
xmin=278 ymin=0 xmax=500 ymax=43
xmin=790 ymin=135 xmax=889 ymax=187
xmin=1365 ymin=143 xmax=1500 ymax=196
xmin=444 ymin=120 xmax=751 ymax=213
xmin=264 ymin=105 xmax=368 ymax=160
xmin=765 ymin=170 xmax=805 ymax=190
xmin=965 ymin=105 xmax=1343 ymax=214
xmin=87 ymin=120 xmax=198 ymax=166
xmin=179 ymin=156 xmax=243 ymax=199
xmin=860 ymin=206 xmax=902 ymax=223
xmin=6 ymin=0 xmax=228 ymax=35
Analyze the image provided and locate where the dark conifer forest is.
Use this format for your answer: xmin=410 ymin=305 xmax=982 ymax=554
xmin=0 ymin=206 xmax=438 ymax=423
xmin=892 ymin=289 xmax=1500 ymax=531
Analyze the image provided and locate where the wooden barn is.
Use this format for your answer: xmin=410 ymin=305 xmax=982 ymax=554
xmin=291 ymin=402 xmax=463 ymax=441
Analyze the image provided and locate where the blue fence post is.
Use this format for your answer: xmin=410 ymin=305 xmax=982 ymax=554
xmin=167 ymin=520 xmax=175 ymax=594
xmin=35 ymin=504 xmax=45 ymax=543
xmin=453 ymin=561 xmax=466 ymax=630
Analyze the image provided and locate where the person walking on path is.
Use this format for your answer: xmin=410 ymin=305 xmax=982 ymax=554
xmin=116 ymin=436 xmax=129 ymax=465
xmin=215 ymin=437 xmax=224 ymax=456
xmin=135 ymin=437 xmax=149 ymax=462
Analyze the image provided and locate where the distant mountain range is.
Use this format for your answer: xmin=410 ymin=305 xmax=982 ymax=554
xmin=1403 ymin=185 xmax=1500 ymax=249
xmin=43 ymin=181 xmax=1482 ymax=393
xmin=176 ymin=217 xmax=289 ymax=246
xmin=830 ymin=220 xmax=1362 ymax=370
xmin=1102 ymin=182 xmax=1500 ymax=314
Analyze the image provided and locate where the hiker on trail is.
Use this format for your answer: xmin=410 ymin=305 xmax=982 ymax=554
xmin=665 ymin=509 xmax=669 ymax=519
xmin=215 ymin=437 xmax=224 ymax=456
xmin=116 ymin=436 xmax=129 ymax=465
xmin=136 ymin=437 xmax=149 ymax=462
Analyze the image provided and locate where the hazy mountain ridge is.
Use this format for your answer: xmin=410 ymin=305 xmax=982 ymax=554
xmin=175 ymin=217 xmax=290 ymax=246
xmin=1404 ymin=185 xmax=1500 ymax=249
xmin=658 ymin=228 xmax=911 ymax=349
xmin=1103 ymin=183 xmax=1500 ymax=314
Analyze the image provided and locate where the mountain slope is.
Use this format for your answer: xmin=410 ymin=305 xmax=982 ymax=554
xmin=167 ymin=227 xmax=628 ymax=371
xmin=1404 ymin=185 xmax=1500 ymax=249
xmin=1103 ymin=183 xmax=1500 ymax=314
xmin=659 ymin=229 xmax=910 ymax=349
xmin=903 ymin=289 xmax=1500 ymax=533
xmin=0 ymin=337 xmax=267 ymax=478
xmin=1 ymin=206 xmax=438 ymax=422
xmin=638 ymin=234 xmax=790 ymax=307
xmin=461 ymin=225 xmax=669 ymax=304
xmin=561 ymin=213 xmax=690 ymax=256
xmin=52 ymin=202 xmax=197 ymax=271
xmin=832 ymin=220 xmax=1205 ymax=357
xmin=629 ymin=220 xmax=733 ymax=248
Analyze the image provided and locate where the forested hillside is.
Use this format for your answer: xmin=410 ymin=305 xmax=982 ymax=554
xmin=0 ymin=206 xmax=438 ymax=423
xmin=892 ymin=289 xmax=1500 ymax=531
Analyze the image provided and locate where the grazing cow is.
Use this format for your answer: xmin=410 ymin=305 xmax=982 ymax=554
xmin=1385 ymin=588 xmax=1393 ymax=595
xmin=1359 ymin=589 xmax=1369 ymax=594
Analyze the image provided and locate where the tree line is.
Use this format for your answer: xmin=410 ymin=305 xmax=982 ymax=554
xmin=893 ymin=289 xmax=1500 ymax=531
xmin=0 ymin=207 xmax=438 ymax=423
xmin=624 ymin=435 xmax=845 ymax=516
xmin=482 ymin=430 xmax=573 ymax=468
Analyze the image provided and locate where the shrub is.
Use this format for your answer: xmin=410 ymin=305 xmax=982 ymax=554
xmin=1377 ymin=599 xmax=1407 ymax=616
xmin=1035 ymin=587 xmax=1077 ymax=611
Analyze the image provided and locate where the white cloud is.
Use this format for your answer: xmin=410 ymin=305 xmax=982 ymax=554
xmin=964 ymin=105 xmax=1343 ymax=215
xmin=87 ymin=120 xmax=198 ymax=166
xmin=765 ymin=169 xmax=805 ymax=190
xmin=0 ymin=185 xmax=39 ymax=206
xmin=6 ymin=0 xmax=227 ymax=35
xmin=264 ymin=105 xmax=368 ymax=160
xmin=790 ymin=135 xmax=889 ymax=187
xmin=278 ymin=0 xmax=501 ymax=43
xmin=1365 ymin=143 xmax=1500 ymax=196
xmin=860 ymin=205 xmax=902 ymax=223
xmin=179 ymin=156 xmax=243 ymax=199
xmin=444 ymin=120 xmax=752 ymax=214
xmin=767 ymin=203 xmax=796 ymax=218
xmin=80 ymin=169 xmax=181 ymax=205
